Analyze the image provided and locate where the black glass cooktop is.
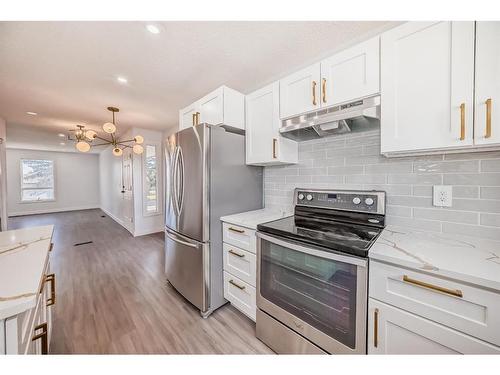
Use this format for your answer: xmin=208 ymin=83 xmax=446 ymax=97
xmin=257 ymin=214 xmax=383 ymax=258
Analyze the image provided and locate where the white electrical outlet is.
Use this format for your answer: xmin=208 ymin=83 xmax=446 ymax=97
xmin=433 ymin=185 xmax=452 ymax=207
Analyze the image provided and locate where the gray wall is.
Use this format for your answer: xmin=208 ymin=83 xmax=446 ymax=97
xmin=264 ymin=129 xmax=500 ymax=241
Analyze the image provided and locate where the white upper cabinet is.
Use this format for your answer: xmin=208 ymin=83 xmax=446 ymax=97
xmin=279 ymin=63 xmax=321 ymax=119
xmin=474 ymin=22 xmax=500 ymax=146
xmin=320 ymin=36 xmax=380 ymax=107
xmin=380 ymin=21 xmax=475 ymax=155
xmin=178 ymin=86 xmax=245 ymax=131
xmin=246 ymin=82 xmax=298 ymax=165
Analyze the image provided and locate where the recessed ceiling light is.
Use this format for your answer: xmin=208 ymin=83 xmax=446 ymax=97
xmin=59 ymin=142 xmax=66 ymax=146
xmin=117 ymin=76 xmax=128 ymax=84
xmin=26 ymin=111 xmax=37 ymax=116
xmin=58 ymin=133 xmax=66 ymax=138
xmin=146 ymin=24 xmax=160 ymax=34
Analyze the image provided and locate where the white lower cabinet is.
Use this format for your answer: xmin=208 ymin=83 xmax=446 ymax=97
xmin=368 ymin=299 xmax=500 ymax=354
xmin=223 ymin=271 xmax=256 ymax=321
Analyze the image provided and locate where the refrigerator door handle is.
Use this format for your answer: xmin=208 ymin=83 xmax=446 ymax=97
xmin=165 ymin=229 xmax=198 ymax=248
xmin=172 ymin=146 xmax=180 ymax=216
xmin=177 ymin=146 xmax=185 ymax=214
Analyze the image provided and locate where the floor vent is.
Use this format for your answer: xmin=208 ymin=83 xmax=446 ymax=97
xmin=101 ymin=215 xmax=106 ymax=218
xmin=74 ymin=241 xmax=93 ymax=247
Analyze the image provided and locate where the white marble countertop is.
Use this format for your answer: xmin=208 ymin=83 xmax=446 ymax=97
xmin=220 ymin=208 xmax=291 ymax=230
xmin=0 ymin=225 xmax=54 ymax=320
xmin=369 ymin=225 xmax=500 ymax=292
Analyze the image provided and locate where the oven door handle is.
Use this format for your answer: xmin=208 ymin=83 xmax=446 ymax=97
xmin=256 ymin=231 xmax=368 ymax=267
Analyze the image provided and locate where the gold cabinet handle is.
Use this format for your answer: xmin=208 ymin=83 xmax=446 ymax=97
xmin=32 ymin=322 xmax=48 ymax=354
xmin=192 ymin=113 xmax=196 ymax=126
xmin=322 ymin=78 xmax=327 ymax=104
xmin=312 ymin=80 xmax=317 ymax=106
xmin=460 ymin=103 xmax=466 ymax=141
xmin=272 ymin=138 xmax=277 ymax=159
xmin=486 ymin=98 xmax=492 ymax=138
xmin=228 ymin=226 xmax=245 ymax=234
xmin=228 ymin=249 xmax=245 ymax=258
xmin=229 ymin=279 xmax=246 ymax=290
xmin=46 ymin=273 xmax=56 ymax=306
xmin=374 ymin=308 xmax=379 ymax=348
xmin=403 ymin=275 xmax=463 ymax=298
xmin=195 ymin=112 xmax=200 ymax=125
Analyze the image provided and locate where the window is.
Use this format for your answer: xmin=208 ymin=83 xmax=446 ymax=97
xmin=143 ymin=145 xmax=159 ymax=215
xmin=20 ymin=159 xmax=55 ymax=202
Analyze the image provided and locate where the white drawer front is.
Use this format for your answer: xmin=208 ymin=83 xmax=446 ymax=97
xmin=370 ymin=260 xmax=500 ymax=346
xmin=222 ymin=223 xmax=256 ymax=253
xmin=223 ymin=271 xmax=256 ymax=321
xmin=368 ymin=298 xmax=500 ymax=354
xmin=223 ymin=243 xmax=256 ymax=287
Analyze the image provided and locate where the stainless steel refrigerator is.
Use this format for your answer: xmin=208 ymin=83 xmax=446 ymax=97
xmin=165 ymin=123 xmax=263 ymax=317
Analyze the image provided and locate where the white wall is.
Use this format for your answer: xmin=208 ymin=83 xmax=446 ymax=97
xmin=6 ymin=148 xmax=100 ymax=216
xmin=0 ymin=118 xmax=8 ymax=229
xmin=99 ymin=127 xmax=164 ymax=236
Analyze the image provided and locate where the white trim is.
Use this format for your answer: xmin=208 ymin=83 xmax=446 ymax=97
xmin=133 ymin=226 xmax=164 ymax=237
xmin=8 ymin=205 xmax=99 ymax=217
xmin=99 ymin=206 xmax=135 ymax=236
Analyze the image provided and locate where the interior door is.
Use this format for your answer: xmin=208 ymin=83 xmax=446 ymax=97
xmin=380 ymin=21 xmax=475 ymax=154
xmin=320 ymin=36 xmax=380 ymax=107
xmin=175 ymin=124 xmax=207 ymax=242
xmin=121 ymin=149 xmax=134 ymax=231
xmin=475 ymin=21 xmax=500 ymax=146
xmin=279 ymin=63 xmax=321 ymax=119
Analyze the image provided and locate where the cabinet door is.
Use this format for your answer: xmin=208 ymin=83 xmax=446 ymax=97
xmin=320 ymin=36 xmax=380 ymax=106
xmin=475 ymin=22 xmax=500 ymax=146
xmin=198 ymin=86 xmax=224 ymax=126
xmin=368 ymin=299 xmax=500 ymax=354
xmin=279 ymin=63 xmax=321 ymax=119
xmin=179 ymin=103 xmax=199 ymax=130
xmin=246 ymin=82 xmax=279 ymax=164
xmin=380 ymin=22 xmax=475 ymax=154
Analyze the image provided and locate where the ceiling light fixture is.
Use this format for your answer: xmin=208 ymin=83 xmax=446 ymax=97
xmin=68 ymin=107 xmax=143 ymax=156
xmin=59 ymin=142 xmax=66 ymax=146
xmin=117 ymin=76 xmax=128 ymax=84
xmin=146 ymin=24 xmax=160 ymax=34
xmin=26 ymin=111 xmax=37 ymax=116
xmin=58 ymin=133 xmax=66 ymax=138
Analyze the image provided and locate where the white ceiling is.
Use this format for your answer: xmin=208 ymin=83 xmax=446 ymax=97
xmin=0 ymin=21 xmax=398 ymax=152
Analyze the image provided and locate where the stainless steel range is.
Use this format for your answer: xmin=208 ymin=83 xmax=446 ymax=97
xmin=256 ymin=188 xmax=386 ymax=354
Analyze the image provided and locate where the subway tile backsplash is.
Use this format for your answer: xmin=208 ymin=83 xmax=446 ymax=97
xmin=264 ymin=129 xmax=500 ymax=240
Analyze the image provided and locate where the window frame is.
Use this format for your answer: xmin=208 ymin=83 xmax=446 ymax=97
xmin=142 ymin=144 xmax=161 ymax=217
xmin=19 ymin=158 xmax=56 ymax=203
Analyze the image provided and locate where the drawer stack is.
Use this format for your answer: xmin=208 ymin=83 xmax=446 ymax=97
xmin=221 ymin=222 xmax=257 ymax=321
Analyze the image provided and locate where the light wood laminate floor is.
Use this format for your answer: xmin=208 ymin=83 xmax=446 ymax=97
xmin=9 ymin=209 xmax=273 ymax=354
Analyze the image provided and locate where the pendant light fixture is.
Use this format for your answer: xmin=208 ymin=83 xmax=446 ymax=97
xmin=68 ymin=107 xmax=144 ymax=156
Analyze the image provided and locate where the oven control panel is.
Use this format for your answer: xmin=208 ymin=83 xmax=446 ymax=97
xmin=295 ymin=189 xmax=385 ymax=215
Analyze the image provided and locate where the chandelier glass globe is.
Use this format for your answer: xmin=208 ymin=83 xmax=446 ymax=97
xmin=133 ymin=144 xmax=144 ymax=154
xmin=112 ymin=147 xmax=123 ymax=156
xmin=76 ymin=141 xmax=91 ymax=152
xmin=102 ymin=122 xmax=116 ymax=134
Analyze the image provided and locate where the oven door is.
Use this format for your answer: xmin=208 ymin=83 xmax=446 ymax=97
xmin=256 ymin=231 xmax=368 ymax=354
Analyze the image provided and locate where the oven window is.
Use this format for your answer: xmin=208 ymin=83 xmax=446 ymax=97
xmin=260 ymin=238 xmax=358 ymax=349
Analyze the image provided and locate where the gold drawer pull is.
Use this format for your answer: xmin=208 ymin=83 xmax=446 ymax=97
xmin=460 ymin=103 xmax=466 ymax=141
xmin=374 ymin=308 xmax=379 ymax=348
xmin=322 ymin=78 xmax=327 ymax=103
xmin=46 ymin=273 xmax=56 ymax=306
xmin=486 ymin=98 xmax=492 ymax=138
xmin=229 ymin=279 xmax=246 ymax=290
xmin=32 ymin=322 xmax=48 ymax=354
xmin=228 ymin=226 xmax=245 ymax=234
xmin=312 ymin=80 xmax=317 ymax=106
xmin=403 ymin=275 xmax=463 ymax=298
xmin=49 ymin=242 xmax=53 ymax=252
xmin=228 ymin=249 xmax=245 ymax=258
xmin=272 ymin=138 xmax=277 ymax=159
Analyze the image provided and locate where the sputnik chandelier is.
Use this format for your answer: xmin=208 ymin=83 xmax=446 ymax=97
xmin=69 ymin=107 xmax=144 ymax=156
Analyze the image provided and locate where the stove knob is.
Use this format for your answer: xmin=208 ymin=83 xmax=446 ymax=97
xmin=306 ymin=194 xmax=313 ymax=201
xmin=365 ymin=197 xmax=374 ymax=206
xmin=298 ymin=193 xmax=305 ymax=200
xmin=352 ymin=197 xmax=361 ymax=205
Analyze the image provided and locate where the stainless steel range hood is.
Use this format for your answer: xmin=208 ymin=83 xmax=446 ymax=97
xmin=280 ymin=95 xmax=380 ymax=141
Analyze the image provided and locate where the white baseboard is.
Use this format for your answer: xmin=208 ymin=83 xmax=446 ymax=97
xmin=133 ymin=227 xmax=164 ymax=237
xmin=99 ymin=207 xmax=135 ymax=236
xmin=8 ymin=205 xmax=100 ymax=217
